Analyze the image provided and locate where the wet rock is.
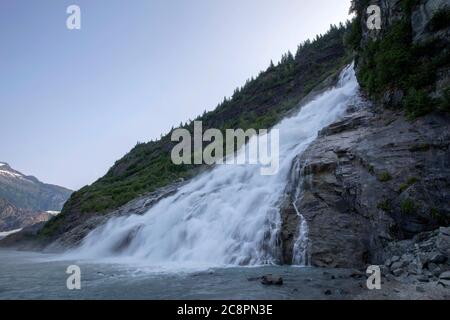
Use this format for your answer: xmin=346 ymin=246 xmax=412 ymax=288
xmin=380 ymin=265 xmax=389 ymax=275
xmin=391 ymin=256 xmax=400 ymax=264
xmin=431 ymin=266 xmax=444 ymax=277
xmin=437 ymin=227 xmax=450 ymax=257
xmin=411 ymin=0 xmax=449 ymax=43
xmin=386 ymin=274 xmax=395 ymax=281
xmin=392 ymin=269 xmax=404 ymax=277
xmin=280 ymin=99 xmax=450 ymax=269
xmin=437 ymin=279 xmax=450 ymax=288
xmin=439 ymin=271 xmax=450 ymax=280
xmin=391 ymin=261 xmax=404 ymax=271
xmin=336 ymin=289 xmax=349 ymax=295
xmin=261 ymin=275 xmax=283 ymax=286
xmin=416 ymin=286 xmax=425 ymax=293
xmin=349 ymin=270 xmax=365 ymax=279
xmin=429 ymin=253 xmax=447 ymax=264
xmin=417 ymin=275 xmax=429 ymax=283
xmin=247 ymin=277 xmax=261 ymax=282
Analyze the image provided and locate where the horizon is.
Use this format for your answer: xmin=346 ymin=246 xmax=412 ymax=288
xmin=0 ymin=0 xmax=352 ymax=190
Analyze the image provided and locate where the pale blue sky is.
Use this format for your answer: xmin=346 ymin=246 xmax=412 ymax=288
xmin=0 ymin=0 xmax=352 ymax=190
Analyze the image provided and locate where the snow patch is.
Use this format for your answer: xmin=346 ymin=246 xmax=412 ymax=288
xmin=0 ymin=228 xmax=22 ymax=240
xmin=0 ymin=170 xmax=22 ymax=178
xmin=46 ymin=211 xmax=60 ymax=216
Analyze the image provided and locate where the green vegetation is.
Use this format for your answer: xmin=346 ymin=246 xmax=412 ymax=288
xmin=378 ymin=171 xmax=392 ymax=182
xmin=439 ymin=86 xmax=450 ymax=112
xmin=429 ymin=6 xmax=450 ymax=31
xmin=409 ymin=143 xmax=431 ymax=152
xmin=349 ymin=0 xmax=450 ymax=118
xmin=404 ymin=88 xmax=434 ymax=119
xmin=41 ymin=24 xmax=352 ymax=238
xmin=401 ymin=198 xmax=418 ymax=215
xmin=377 ymin=199 xmax=391 ymax=212
xmin=398 ymin=177 xmax=419 ymax=193
xmin=430 ymin=208 xmax=449 ymax=225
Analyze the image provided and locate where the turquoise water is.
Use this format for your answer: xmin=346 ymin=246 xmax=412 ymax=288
xmin=0 ymin=249 xmax=362 ymax=300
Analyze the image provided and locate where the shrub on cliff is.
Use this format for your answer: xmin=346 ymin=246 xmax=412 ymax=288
xmin=348 ymin=0 xmax=449 ymax=118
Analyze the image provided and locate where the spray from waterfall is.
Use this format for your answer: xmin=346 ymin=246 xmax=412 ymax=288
xmin=65 ymin=64 xmax=359 ymax=267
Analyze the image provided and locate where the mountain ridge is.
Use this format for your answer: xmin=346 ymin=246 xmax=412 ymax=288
xmin=0 ymin=162 xmax=72 ymax=232
xmin=0 ymin=162 xmax=72 ymax=212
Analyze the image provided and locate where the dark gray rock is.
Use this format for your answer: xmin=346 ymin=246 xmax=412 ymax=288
xmin=324 ymin=289 xmax=332 ymax=296
xmin=416 ymin=286 xmax=425 ymax=293
xmin=429 ymin=253 xmax=447 ymax=264
xmin=280 ymin=94 xmax=450 ymax=268
xmin=0 ymin=162 xmax=72 ymax=213
xmin=439 ymin=271 xmax=450 ymax=280
xmin=417 ymin=275 xmax=430 ymax=283
xmin=392 ymin=269 xmax=404 ymax=277
xmin=411 ymin=0 xmax=450 ymax=43
xmin=437 ymin=279 xmax=450 ymax=288
xmin=261 ymin=275 xmax=283 ymax=286
xmin=391 ymin=261 xmax=405 ymax=271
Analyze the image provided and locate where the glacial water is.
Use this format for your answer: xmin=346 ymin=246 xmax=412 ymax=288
xmin=0 ymin=249 xmax=365 ymax=300
xmin=60 ymin=64 xmax=359 ymax=269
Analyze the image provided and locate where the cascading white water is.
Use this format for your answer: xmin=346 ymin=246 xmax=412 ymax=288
xmin=291 ymin=158 xmax=311 ymax=266
xmin=67 ymin=64 xmax=359 ymax=267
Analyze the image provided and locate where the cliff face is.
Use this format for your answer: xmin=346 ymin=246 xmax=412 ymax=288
xmin=0 ymin=162 xmax=72 ymax=212
xmin=0 ymin=162 xmax=72 ymax=233
xmin=352 ymin=0 xmax=449 ymax=112
xmin=0 ymin=198 xmax=54 ymax=232
xmin=280 ymin=0 xmax=450 ymax=271
xmin=281 ymin=99 xmax=450 ymax=268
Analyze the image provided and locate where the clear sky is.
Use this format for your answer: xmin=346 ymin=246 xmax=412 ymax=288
xmin=0 ymin=0 xmax=352 ymax=190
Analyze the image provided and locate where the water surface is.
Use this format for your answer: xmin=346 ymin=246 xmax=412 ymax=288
xmin=0 ymin=249 xmax=363 ymax=300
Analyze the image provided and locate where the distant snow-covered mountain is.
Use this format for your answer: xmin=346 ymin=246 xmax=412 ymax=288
xmin=0 ymin=162 xmax=72 ymax=232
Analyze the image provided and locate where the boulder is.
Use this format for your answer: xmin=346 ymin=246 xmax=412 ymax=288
xmin=392 ymin=269 xmax=404 ymax=277
xmin=261 ymin=275 xmax=283 ymax=286
xmin=429 ymin=253 xmax=447 ymax=264
xmin=437 ymin=279 xmax=450 ymax=288
xmin=439 ymin=271 xmax=450 ymax=280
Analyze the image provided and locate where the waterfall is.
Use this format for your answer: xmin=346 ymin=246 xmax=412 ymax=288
xmin=290 ymin=158 xmax=311 ymax=266
xmin=66 ymin=64 xmax=359 ymax=267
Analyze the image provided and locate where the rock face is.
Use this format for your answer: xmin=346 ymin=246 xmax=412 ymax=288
xmin=261 ymin=275 xmax=283 ymax=286
xmin=280 ymin=98 xmax=450 ymax=268
xmin=279 ymin=0 xmax=450 ymax=269
xmin=361 ymin=0 xmax=449 ymax=43
xmin=356 ymin=0 xmax=450 ymax=107
xmin=411 ymin=0 xmax=450 ymax=43
xmin=383 ymin=226 xmax=450 ymax=284
xmin=0 ymin=162 xmax=72 ymax=212
xmin=0 ymin=197 xmax=54 ymax=232
xmin=0 ymin=162 xmax=71 ymax=233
